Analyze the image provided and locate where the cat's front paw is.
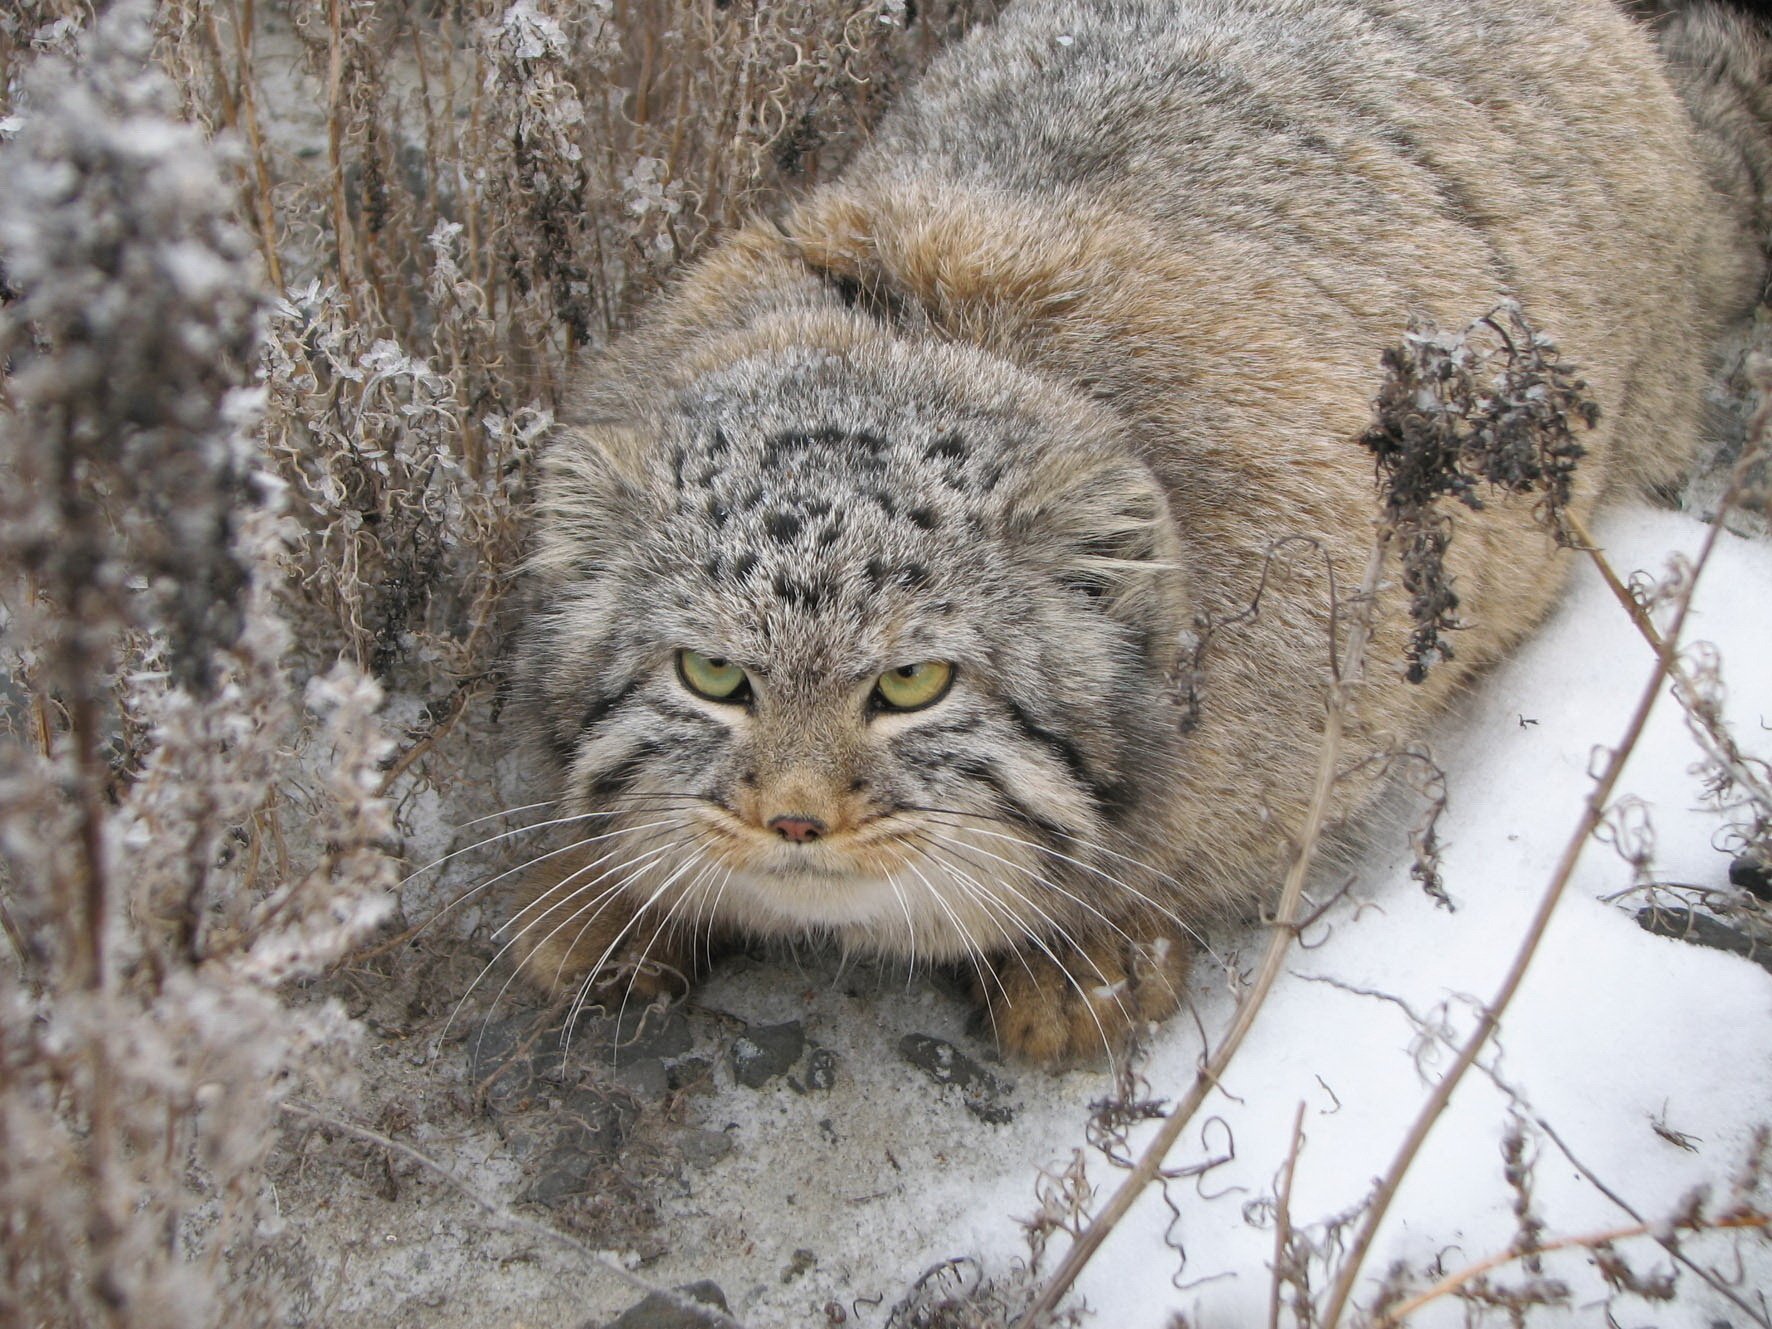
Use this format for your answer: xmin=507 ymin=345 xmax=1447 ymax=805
xmin=971 ymin=932 xmax=1191 ymax=1067
xmin=511 ymin=858 xmax=695 ymax=1008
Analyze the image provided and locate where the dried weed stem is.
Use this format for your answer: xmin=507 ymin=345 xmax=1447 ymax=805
xmin=1373 ymin=1213 xmax=1770 ymax=1327
xmin=279 ymin=1100 xmax=752 ymax=1329
xmin=1017 ymin=530 xmax=1392 ymax=1328
xmin=1315 ymin=448 xmax=1755 ymax=1329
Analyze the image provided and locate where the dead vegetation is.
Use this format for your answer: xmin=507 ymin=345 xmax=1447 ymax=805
xmin=2 ymin=3 xmax=1769 ymax=1328
xmin=0 ymin=1 xmax=999 ymax=1324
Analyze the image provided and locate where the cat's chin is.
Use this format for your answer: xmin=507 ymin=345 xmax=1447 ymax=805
xmin=712 ymin=863 xmax=1008 ymax=962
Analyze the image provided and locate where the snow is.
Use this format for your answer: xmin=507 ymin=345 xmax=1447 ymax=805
xmin=660 ymin=503 xmax=1772 ymax=1327
xmin=279 ymin=502 xmax=1771 ymax=1329
xmin=963 ymin=503 xmax=1772 ymax=1326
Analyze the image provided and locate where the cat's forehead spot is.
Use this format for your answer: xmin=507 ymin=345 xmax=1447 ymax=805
xmin=664 ymin=411 xmax=992 ymax=512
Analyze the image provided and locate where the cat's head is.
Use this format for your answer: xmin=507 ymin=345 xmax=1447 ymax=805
xmin=514 ymin=332 xmax=1190 ymax=958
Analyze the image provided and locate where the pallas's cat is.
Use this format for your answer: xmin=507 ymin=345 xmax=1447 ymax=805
xmin=509 ymin=0 xmax=1768 ymax=1063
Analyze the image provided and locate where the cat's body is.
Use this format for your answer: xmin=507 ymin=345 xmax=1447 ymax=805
xmin=511 ymin=0 xmax=1769 ymax=1063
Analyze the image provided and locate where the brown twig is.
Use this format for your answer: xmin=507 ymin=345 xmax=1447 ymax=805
xmin=1373 ymin=1213 xmax=1769 ymax=1327
xmin=1525 ymin=1106 xmax=1772 ymax=1326
xmin=1316 ymin=496 xmax=1735 ymax=1328
xmin=1017 ymin=532 xmax=1391 ymax=1328
xmin=0 ymin=895 xmax=27 ymax=969
xmin=1561 ymin=510 xmax=1666 ymax=654
xmin=324 ymin=0 xmax=358 ymax=307
xmin=225 ymin=0 xmax=284 ymax=291
xmin=1269 ymin=1102 xmax=1308 ymax=1329
xmin=278 ymin=1100 xmax=750 ymax=1329
xmin=375 ymin=675 xmax=485 ymax=798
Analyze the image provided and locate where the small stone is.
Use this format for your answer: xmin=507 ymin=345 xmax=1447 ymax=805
xmin=559 ymin=1088 xmax=636 ymax=1153
xmin=780 ymin=1247 xmax=816 ymax=1284
xmin=804 ymin=1047 xmax=838 ymax=1092
xmin=667 ymin=1056 xmax=715 ymax=1094
xmin=463 ymin=1016 xmax=542 ymax=1113
xmin=1730 ymin=846 xmax=1772 ymax=901
xmin=576 ymin=1004 xmax=694 ymax=1066
xmin=898 ymin=1034 xmax=1015 ymax=1124
xmin=526 ymin=1143 xmax=599 ymax=1206
xmin=730 ymin=1021 xmax=806 ymax=1088
xmin=614 ymin=1056 xmax=671 ymax=1100
xmin=493 ymin=1122 xmax=543 ymax=1161
xmin=680 ymin=1128 xmax=735 ymax=1169
xmin=592 ymin=1279 xmax=731 ymax=1329
xmin=524 ymin=1089 xmax=636 ymax=1207
xmin=1636 ymin=906 xmax=1772 ymax=975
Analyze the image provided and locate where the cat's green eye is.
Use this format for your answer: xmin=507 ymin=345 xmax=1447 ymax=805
xmin=677 ymin=649 xmax=751 ymax=702
xmin=873 ymin=660 xmax=955 ymax=712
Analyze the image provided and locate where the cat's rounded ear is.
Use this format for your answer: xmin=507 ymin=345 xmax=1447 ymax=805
xmin=1010 ymin=452 xmax=1191 ymax=669
xmin=529 ymin=422 xmax=650 ymax=585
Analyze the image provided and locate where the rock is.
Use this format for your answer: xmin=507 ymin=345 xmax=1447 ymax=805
xmin=803 ymin=1046 xmax=838 ymax=1092
xmin=614 ymin=1055 xmax=671 ymax=1100
xmin=469 ymin=1005 xmax=696 ymax=1122
xmin=1636 ymin=906 xmax=1772 ymax=975
xmin=667 ymin=1056 xmax=715 ymax=1094
xmin=898 ymin=1034 xmax=1015 ymax=1124
xmin=524 ymin=1088 xmax=636 ymax=1206
xmin=680 ymin=1128 xmax=735 ymax=1169
xmin=464 ymin=1015 xmax=544 ymax=1113
xmin=729 ymin=1021 xmax=806 ymax=1088
xmin=591 ymin=1279 xmax=730 ymax=1329
xmin=1730 ymin=846 xmax=1772 ymax=902
xmin=575 ymin=1004 xmax=694 ymax=1067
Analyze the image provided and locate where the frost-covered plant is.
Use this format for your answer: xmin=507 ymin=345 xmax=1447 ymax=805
xmin=2 ymin=0 xmax=1004 ymax=1322
xmin=0 ymin=7 xmax=395 ymax=1325
xmin=1360 ymin=303 xmax=1599 ymax=683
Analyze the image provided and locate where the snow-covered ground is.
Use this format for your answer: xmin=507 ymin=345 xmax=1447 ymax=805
xmin=304 ymin=503 xmax=1769 ymax=1329
xmin=1036 ymin=504 xmax=1772 ymax=1325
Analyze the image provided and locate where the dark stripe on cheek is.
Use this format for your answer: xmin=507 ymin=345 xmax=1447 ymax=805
xmin=1000 ymin=698 xmax=1122 ymax=812
xmin=648 ymin=697 xmax=736 ymax=729
xmin=957 ymin=758 xmax=1083 ymax=846
xmin=907 ymin=715 xmax=981 ymax=739
xmin=581 ymin=679 xmax=641 ymax=735
xmin=586 ymin=741 xmax=662 ymax=801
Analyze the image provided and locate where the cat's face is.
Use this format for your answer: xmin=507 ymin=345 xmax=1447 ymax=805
xmin=517 ymin=339 xmax=1189 ymax=960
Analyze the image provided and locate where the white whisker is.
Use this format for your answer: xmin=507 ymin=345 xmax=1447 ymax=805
xmin=485 ymin=819 xmax=691 ymax=939
xmin=900 ymin=856 xmax=1008 ymax=1012
xmin=919 ymin=815 xmax=1207 ymax=950
xmin=910 ymin=835 xmax=1122 ymax=1067
xmin=446 ymin=837 xmax=681 ymax=1046
xmin=918 ymin=827 xmax=1140 ymax=962
xmin=564 ymin=845 xmax=711 ymax=1041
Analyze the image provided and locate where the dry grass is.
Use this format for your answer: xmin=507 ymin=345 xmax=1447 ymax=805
xmin=0 ymin=2 xmax=998 ymax=1324
xmin=3 ymin=4 xmax=1768 ymax=1328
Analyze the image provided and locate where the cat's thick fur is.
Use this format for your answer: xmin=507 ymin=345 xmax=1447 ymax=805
xmin=512 ymin=0 xmax=1768 ymax=1064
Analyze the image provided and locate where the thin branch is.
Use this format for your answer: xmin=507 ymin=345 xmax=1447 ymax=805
xmin=1016 ymin=532 xmax=1391 ymax=1328
xmin=225 ymin=0 xmax=284 ymax=291
xmin=1527 ymin=1109 xmax=1772 ymax=1327
xmin=375 ymin=675 xmax=484 ymax=798
xmin=1374 ymin=1214 xmax=1769 ymax=1327
xmin=278 ymin=1101 xmax=750 ymax=1329
xmin=1269 ymin=1102 xmax=1307 ymax=1329
xmin=1316 ymin=500 xmax=1735 ymax=1328
xmin=0 ymin=895 xmax=27 ymax=970
xmin=1561 ymin=510 xmax=1666 ymax=654
xmin=324 ymin=0 xmax=359 ymax=307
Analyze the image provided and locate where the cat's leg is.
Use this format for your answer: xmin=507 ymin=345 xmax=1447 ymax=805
xmin=972 ymin=927 xmax=1191 ymax=1067
xmin=510 ymin=847 xmax=704 ymax=1007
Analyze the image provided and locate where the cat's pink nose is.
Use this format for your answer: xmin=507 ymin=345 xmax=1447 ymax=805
xmin=768 ymin=815 xmax=826 ymax=843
